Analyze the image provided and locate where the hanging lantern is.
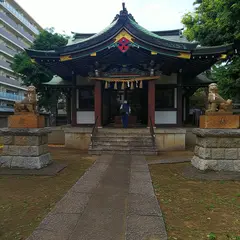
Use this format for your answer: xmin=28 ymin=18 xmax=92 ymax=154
xmin=121 ymin=82 xmax=125 ymax=90
xmin=130 ymin=81 xmax=134 ymax=90
xmin=139 ymin=81 xmax=143 ymax=89
xmin=105 ymin=81 xmax=108 ymax=89
xmin=114 ymin=81 xmax=117 ymax=90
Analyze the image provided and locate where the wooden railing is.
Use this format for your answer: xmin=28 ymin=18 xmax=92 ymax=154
xmin=149 ymin=117 xmax=155 ymax=144
xmin=91 ymin=116 xmax=99 ymax=146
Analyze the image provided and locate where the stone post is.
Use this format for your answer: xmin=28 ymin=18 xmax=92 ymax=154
xmin=0 ymin=85 xmax=52 ymax=170
xmin=192 ymin=128 xmax=240 ymax=172
xmin=0 ymin=128 xmax=52 ymax=169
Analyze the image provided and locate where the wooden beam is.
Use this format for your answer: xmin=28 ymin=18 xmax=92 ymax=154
xmin=148 ymin=80 xmax=155 ymax=127
xmin=71 ymin=72 xmax=77 ymax=126
xmin=177 ymin=73 xmax=183 ymax=126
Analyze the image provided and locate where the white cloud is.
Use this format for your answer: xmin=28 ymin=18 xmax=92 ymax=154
xmin=15 ymin=0 xmax=194 ymax=34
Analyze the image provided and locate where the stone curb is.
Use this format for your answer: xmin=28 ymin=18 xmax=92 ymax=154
xmin=192 ymin=128 xmax=240 ymax=137
xmin=126 ymin=155 xmax=168 ymax=240
xmin=26 ymin=155 xmax=112 ymax=240
xmin=0 ymin=128 xmax=52 ymax=136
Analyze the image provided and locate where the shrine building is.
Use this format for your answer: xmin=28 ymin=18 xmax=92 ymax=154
xmin=26 ymin=3 xmax=239 ymax=129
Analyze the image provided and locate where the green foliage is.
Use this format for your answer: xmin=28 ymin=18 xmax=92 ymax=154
xmin=182 ymin=0 xmax=240 ymax=100
xmin=207 ymin=232 xmax=216 ymax=240
xmin=12 ymin=28 xmax=68 ymax=110
xmin=33 ymin=28 xmax=68 ymax=50
xmin=212 ymin=57 xmax=240 ymax=100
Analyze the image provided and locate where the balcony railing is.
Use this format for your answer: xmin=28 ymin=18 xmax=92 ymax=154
xmin=0 ymin=12 xmax=34 ymax=42
xmin=0 ymin=91 xmax=24 ymax=101
xmin=0 ymin=1 xmax=40 ymax=35
xmin=0 ymin=105 xmax=14 ymax=112
xmin=0 ymin=59 xmax=13 ymax=72
xmin=0 ymin=43 xmax=17 ymax=57
xmin=0 ymin=75 xmax=27 ymax=90
xmin=0 ymin=27 xmax=27 ymax=49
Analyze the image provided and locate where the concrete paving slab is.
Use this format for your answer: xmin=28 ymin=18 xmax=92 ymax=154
xmin=131 ymin=155 xmax=146 ymax=165
xmin=27 ymin=213 xmax=79 ymax=240
xmin=52 ymin=191 xmax=90 ymax=214
xmin=148 ymin=158 xmax=191 ymax=165
xmin=71 ymin=158 xmax=111 ymax=193
xmin=131 ymin=164 xmax=149 ymax=172
xmin=68 ymin=155 xmax=131 ymax=240
xmin=128 ymin=193 xmax=162 ymax=217
xmin=27 ymin=154 xmax=167 ymax=240
xmin=27 ymin=229 xmax=66 ymax=240
xmin=129 ymin=171 xmax=155 ymax=196
xmin=126 ymin=215 xmax=167 ymax=240
xmin=96 ymin=154 xmax=113 ymax=163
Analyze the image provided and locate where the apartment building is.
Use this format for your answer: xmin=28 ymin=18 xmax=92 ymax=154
xmin=0 ymin=0 xmax=42 ymax=113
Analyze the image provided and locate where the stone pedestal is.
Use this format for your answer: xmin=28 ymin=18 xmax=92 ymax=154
xmin=0 ymin=128 xmax=52 ymax=169
xmin=200 ymin=115 xmax=240 ymax=129
xmin=8 ymin=114 xmax=45 ymax=128
xmin=191 ymin=128 xmax=240 ymax=172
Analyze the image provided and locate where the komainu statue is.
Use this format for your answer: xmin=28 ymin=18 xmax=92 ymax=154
xmin=14 ymin=85 xmax=37 ymax=114
xmin=206 ymin=83 xmax=232 ymax=113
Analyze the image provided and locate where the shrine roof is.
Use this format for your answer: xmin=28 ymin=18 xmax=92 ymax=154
xmin=25 ymin=3 xmax=239 ymax=80
xmin=26 ymin=2 xmax=236 ymax=60
xmin=26 ymin=3 xmax=202 ymax=59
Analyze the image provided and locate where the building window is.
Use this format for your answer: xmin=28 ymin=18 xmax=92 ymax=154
xmin=155 ymin=87 xmax=175 ymax=109
xmin=78 ymin=87 xmax=94 ymax=110
xmin=6 ymin=89 xmax=16 ymax=94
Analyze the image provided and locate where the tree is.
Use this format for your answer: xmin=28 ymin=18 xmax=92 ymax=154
xmin=182 ymin=0 xmax=240 ymax=101
xmin=11 ymin=28 xmax=68 ymax=110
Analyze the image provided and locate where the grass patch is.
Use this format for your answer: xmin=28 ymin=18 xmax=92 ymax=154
xmin=0 ymin=148 xmax=96 ymax=240
xmin=149 ymin=162 xmax=240 ymax=240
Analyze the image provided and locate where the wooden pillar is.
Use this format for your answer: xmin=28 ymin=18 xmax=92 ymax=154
xmin=177 ymin=73 xmax=183 ymax=126
xmin=94 ymin=80 xmax=102 ymax=127
xmin=185 ymin=95 xmax=190 ymax=123
xmin=71 ymin=72 xmax=77 ymax=126
xmin=50 ymin=90 xmax=58 ymax=126
xmin=66 ymin=91 xmax=71 ymax=125
xmin=148 ymin=80 xmax=155 ymax=127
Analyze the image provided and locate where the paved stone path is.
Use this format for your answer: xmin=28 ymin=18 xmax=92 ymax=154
xmin=27 ymin=155 xmax=167 ymax=240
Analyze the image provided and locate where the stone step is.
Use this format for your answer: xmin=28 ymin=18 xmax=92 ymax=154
xmin=89 ymin=145 xmax=157 ymax=151
xmin=97 ymin=131 xmax=151 ymax=137
xmin=92 ymin=136 xmax=153 ymax=141
xmin=98 ymin=128 xmax=150 ymax=134
xmin=91 ymin=141 xmax=154 ymax=147
xmin=92 ymin=137 xmax=153 ymax=143
xmin=88 ymin=149 xmax=158 ymax=156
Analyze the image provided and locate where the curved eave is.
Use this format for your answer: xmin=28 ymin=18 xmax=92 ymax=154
xmin=29 ymin=16 xmax=198 ymax=59
xmin=43 ymin=76 xmax=71 ymax=86
xmin=71 ymin=28 xmax=183 ymax=39
xmin=153 ymin=29 xmax=183 ymax=36
xmin=25 ymin=15 xmax=236 ymax=62
xmin=193 ymin=44 xmax=234 ymax=55
xmin=25 ymin=49 xmax=59 ymax=59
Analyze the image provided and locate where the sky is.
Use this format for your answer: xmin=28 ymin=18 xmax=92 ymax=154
xmin=15 ymin=0 xmax=195 ymax=35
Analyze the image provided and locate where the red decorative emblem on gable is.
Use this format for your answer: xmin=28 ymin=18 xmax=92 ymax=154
xmin=117 ymin=37 xmax=130 ymax=53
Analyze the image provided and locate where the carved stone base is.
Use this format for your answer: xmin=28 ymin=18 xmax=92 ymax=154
xmin=0 ymin=128 xmax=52 ymax=169
xmin=205 ymin=112 xmax=233 ymax=116
xmin=200 ymin=115 xmax=240 ymax=129
xmin=191 ymin=128 xmax=240 ymax=172
xmin=8 ymin=114 xmax=45 ymax=128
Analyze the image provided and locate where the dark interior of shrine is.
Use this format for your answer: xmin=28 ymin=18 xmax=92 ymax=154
xmin=102 ymin=81 xmax=148 ymax=127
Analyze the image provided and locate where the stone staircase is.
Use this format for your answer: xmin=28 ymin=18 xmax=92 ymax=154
xmin=89 ymin=128 xmax=158 ymax=155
